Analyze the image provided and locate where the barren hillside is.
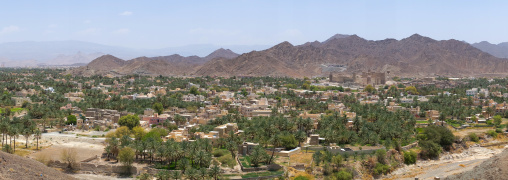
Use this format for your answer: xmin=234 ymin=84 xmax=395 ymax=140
xmin=0 ymin=151 xmax=75 ymax=180
xmin=72 ymin=34 xmax=508 ymax=78
xmin=445 ymin=148 xmax=508 ymax=180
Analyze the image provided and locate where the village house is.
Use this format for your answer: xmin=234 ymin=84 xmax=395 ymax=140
xmin=426 ymin=110 xmax=440 ymax=120
xmin=11 ymin=97 xmax=32 ymax=106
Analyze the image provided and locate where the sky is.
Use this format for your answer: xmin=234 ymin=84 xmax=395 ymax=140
xmin=1 ymin=0 xmax=508 ymax=49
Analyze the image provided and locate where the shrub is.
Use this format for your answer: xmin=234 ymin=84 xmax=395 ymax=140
xmin=373 ymin=163 xmax=390 ymax=176
xmin=487 ymin=130 xmax=498 ymax=138
xmin=468 ymin=133 xmax=479 ymax=142
xmin=403 ymin=150 xmax=417 ymax=165
xmin=335 ymin=170 xmax=353 ymax=180
xmin=212 ymin=149 xmax=229 ymax=157
xmin=421 ymin=125 xmax=454 ymax=149
xmin=323 ymin=162 xmax=333 ymax=176
xmin=375 ymin=149 xmax=387 ymax=164
xmin=495 ymin=128 xmax=503 ymax=133
xmin=35 ymin=153 xmax=49 ymax=165
xmin=419 ymin=141 xmax=441 ymax=159
xmin=217 ymin=154 xmax=236 ymax=168
xmin=137 ymin=173 xmax=152 ymax=180
xmin=60 ymin=148 xmax=78 ymax=170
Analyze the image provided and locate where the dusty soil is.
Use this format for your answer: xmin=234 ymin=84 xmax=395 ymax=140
xmin=452 ymin=127 xmax=493 ymax=137
xmin=387 ymin=145 xmax=506 ymax=180
xmin=0 ymin=151 xmax=75 ymax=180
xmin=30 ymin=132 xmax=105 ymax=162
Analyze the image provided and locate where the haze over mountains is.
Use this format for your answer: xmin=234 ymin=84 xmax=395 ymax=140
xmin=471 ymin=41 xmax=508 ymax=59
xmin=0 ymin=41 xmax=268 ymax=67
xmin=69 ymin=48 xmax=239 ymax=76
xmin=70 ymin=33 xmax=508 ymax=78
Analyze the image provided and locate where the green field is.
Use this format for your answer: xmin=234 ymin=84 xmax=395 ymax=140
xmin=0 ymin=108 xmax=25 ymax=114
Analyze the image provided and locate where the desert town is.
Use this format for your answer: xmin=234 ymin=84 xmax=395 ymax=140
xmin=0 ymin=68 xmax=507 ymax=180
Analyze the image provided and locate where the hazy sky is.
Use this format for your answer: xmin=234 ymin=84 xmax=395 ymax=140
xmin=1 ymin=0 xmax=507 ymax=49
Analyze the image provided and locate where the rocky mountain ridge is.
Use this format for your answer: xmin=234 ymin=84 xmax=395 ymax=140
xmin=72 ymin=34 xmax=508 ymax=78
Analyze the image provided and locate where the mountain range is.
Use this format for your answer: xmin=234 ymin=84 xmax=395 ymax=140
xmin=69 ymin=48 xmax=239 ymax=76
xmin=70 ymin=34 xmax=508 ymax=78
xmin=0 ymin=41 xmax=269 ymax=67
xmin=471 ymin=41 xmax=508 ymax=59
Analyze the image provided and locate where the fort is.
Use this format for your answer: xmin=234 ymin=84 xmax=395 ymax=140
xmin=329 ymin=71 xmax=386 ymax=85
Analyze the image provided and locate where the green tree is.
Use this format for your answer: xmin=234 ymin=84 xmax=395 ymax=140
xmin=208 ymin=165 xmax=221 ymax=180
xmin=405 ymin=86 xmax=418 ymax=95
xmin=250 ymin=146 xmax=269 ymax=167
xmin=420 ymin=125 xmax=454 ymax=149
xmin=66 ymin=115 xmax=77 ymax=125
xmin=268 ymin=134 xmax=282 ymax=164
xmin=152 ymin=102 xmax=164 ymax=115
xmin=493 ymin=115 xmax=502 ymax=126
xmin=171 ymin=170 xmax=182 ymax=180
xmin=471 ymin=115 xmax=478 ymax=123
xmin=34 ymin=128 xmax=42 ymax=150
xmin=419 ymin=140 xmax=441 ymax=159
xmin=364 ymin=85 xmax=375 ymax=94
xmin=118 ymin=114 xmax=140 ymax=129
xmin=185 ymin=168 xmax=199 ymax=180
xmin=132 ymin=126 xmax=146 ymax=140
xmin=118 ymin=147 xmax=135 ymax=172
xmin=280 ymin=133 xmax=298 ymax=150
xmin=190 ymin=86 xmax=199 ymax=95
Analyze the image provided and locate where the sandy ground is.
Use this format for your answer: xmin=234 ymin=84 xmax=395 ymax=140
xmin=29 ymin=132 xmax=105 ymax=162
xmin=387 ymin=145 xmax=507 ymax=180
xmin=452 ymin=127 xmax=493 ymax=137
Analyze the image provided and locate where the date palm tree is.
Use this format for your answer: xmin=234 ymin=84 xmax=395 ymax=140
xmin=171 ymin=170 xmax=182 ymax=180
xmin=34 ymin=128 xmax=41 ymax=150
xmin=208 ymin=165 xmax=221 ymax=180
xmin=185 ymin=168 xmax=199 ymax=180
xmin=268 ymin=134 xmax=282 ymax=164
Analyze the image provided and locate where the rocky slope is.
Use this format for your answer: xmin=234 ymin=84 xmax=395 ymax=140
xmin=196 ymin=34 xmax=508 ymax=77
xmin=74 ymin=34 xmax=508 ymax=78
xmin=0 ymin=151 xmax=75 ymax=180
xmin=445 ymin=148 xmax=508 ymax=180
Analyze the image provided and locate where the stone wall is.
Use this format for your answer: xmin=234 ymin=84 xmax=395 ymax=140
xmin=47 ymin=160 xmax=137 ymax=175
xmin=401 ymin=142 xmax=419 ymax=151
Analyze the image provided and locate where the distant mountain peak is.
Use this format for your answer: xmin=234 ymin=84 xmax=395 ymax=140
xmin=402 ymin=33 xmax=436 ymax=43
xmin=323 ymin=34 xmax=351 ymax=43
xmin=476 ymin=41 xmax=493 ymax=45
xmin=273 ymin=41 xmax=294 ymax=49
xmin=205 ymin=48 xmax=239 ymax=60
xmin=88 ymin=54 xmax=125 ymax=69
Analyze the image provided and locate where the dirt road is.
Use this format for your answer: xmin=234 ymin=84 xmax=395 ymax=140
xmin=387 ymin=145 xmax=505 ymax=180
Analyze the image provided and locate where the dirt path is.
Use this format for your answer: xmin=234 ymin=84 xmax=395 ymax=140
xmin=387 ymin=145 xmax=506 ymax=180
